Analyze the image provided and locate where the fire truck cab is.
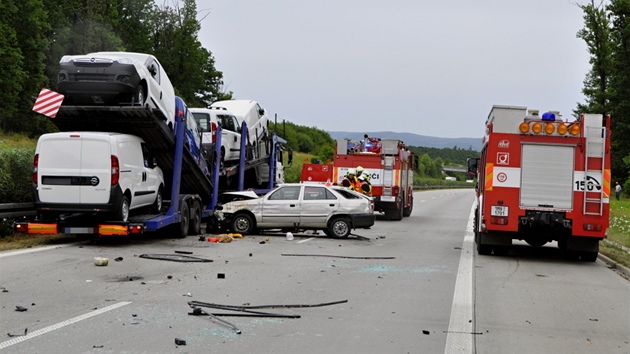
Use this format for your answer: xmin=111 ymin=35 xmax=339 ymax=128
xmin=468 ymin=105 xmax=611 ymax=262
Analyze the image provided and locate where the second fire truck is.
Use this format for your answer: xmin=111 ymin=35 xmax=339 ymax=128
xmin=468 ymin=105 xmax=611 ymax=261
xmin=301 ymin=137 xmax=416 ymax=220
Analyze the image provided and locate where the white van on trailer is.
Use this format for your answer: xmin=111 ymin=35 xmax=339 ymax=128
xmin=210 ymin=100 xmax=269 ymax=159
xmin=33 ymin=132 xmax=164 ymax=222
xmin=190 ymin=106 xmax=242 ymax=164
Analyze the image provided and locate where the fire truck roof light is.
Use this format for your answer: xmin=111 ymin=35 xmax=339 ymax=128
xmin=570 ymin=124 xmax=580 ymax=136
xmin=558 ymin=123 xmax=568 ymax=135
xmin=519 ymin=122 xmax=529 ymax=134
xmin=542 ymin=112 xmax=556 ymax=121
xmin=532 ymin=123 xmax=543 ymax=134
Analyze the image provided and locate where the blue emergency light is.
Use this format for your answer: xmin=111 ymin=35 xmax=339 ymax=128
xmin=542 ymin=112 xmax=556 ymax=121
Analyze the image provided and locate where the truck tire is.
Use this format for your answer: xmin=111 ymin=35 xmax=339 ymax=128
xmin=328 ymin=217 xmax=351 ymax=238
xmin=188 ymin=200 xmax=201 ymax=236
xmin=392 ymin=196 xmax=404 ymax=221
xmin=231 ymin=213 xmax=254 ymax=235
xmin=580 ymin=251 xmax=598 ymax=262
xmin=477 ymin=241 xmax=492 ymax=255
xmin=174 ymin=202 xmax=189 ymax=238
xmin=403 ymin=193 xmax=413 ymax=217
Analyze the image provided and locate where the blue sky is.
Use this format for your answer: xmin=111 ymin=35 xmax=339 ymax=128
xmin=196 ymin=0 xmax=591 ymax=138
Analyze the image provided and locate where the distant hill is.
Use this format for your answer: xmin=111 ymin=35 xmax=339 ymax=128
xmin=328 ymin=131 xmax=482 ymax=151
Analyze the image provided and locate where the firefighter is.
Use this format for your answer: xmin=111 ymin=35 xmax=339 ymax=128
xmin=356 ymin=166 xmax=364 ymax=178
xmin=342 ymin=169 xmax=359 ymax=190
xmin=358 ymin=174 xmax=372 ymax=196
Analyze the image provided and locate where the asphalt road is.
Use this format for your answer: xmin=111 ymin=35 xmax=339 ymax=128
xmin=1 ymin=189 xmax=628 ymax=354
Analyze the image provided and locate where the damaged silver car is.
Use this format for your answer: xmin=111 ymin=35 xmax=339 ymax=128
xmin=212 ymin=183 xmax=375 ymax=237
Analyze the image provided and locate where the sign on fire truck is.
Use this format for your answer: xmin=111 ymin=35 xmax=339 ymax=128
xmin=468 ymin=105 xmax=611 ymax=262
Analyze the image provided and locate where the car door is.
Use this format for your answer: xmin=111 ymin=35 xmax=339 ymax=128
xmin=300 ymin=186 xmax=339 ymax=227
xmin=260 ymin=185 xmax=302 ymax=227
xmin=218 ymin=113 xmax=241 ymax=161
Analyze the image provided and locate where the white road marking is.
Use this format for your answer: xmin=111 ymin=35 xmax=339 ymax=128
xmin=0 ymin=301 xmax=131 ymax=349
xmin=297 ymin=237 xmax=314 ymax=244
xmin=444 ymin=202 xmax=475 ymax=354
xmin=0 ymin=243 xmax=80 ymax=258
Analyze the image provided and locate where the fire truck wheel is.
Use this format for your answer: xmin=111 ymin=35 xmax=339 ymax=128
xmin=580 ymin=251 xmax=598 ymax=262
xmin=231 ymin=213 xmax=255 ymax=235
xmin=403 ymin=194 xmax=413 ymax=217
xmin=477 ymin=239 xmax=492 ymax=255
xmin=493 ymin=245 xmax=510 ymax=256
xmin=188 ymin=200 xmax=201 ymax=236
xmin=329 ymin=217 xmax=351 ymax=238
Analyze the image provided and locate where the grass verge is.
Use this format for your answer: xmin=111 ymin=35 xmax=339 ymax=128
xmin=600 ymin=197 xmax=630 ymax=269
xmin=0 ymin=233 xmax=78 ymax=252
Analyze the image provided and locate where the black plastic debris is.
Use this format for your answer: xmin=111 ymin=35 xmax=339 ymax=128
xmin=115 ymin=257 xmax=123 ymax=262
xmin=139 ymin=254 xmax=213 ymax=262
xmin=174 ymin=338 xmax=186 ymax=345
xmin=217 ymin=273 xmax=225 ymax=279
xmin=281 ymin=253 xmax=395 ymax=260
xmin=7 ymin=328 xmax=27 ymax=337
xmin=174 ymin=250 xmax=193 ymax=255
xmin=15 ymin=306 xmax=27 ymax=312
xmin=422 ymin=330 xmax=430 ymax=335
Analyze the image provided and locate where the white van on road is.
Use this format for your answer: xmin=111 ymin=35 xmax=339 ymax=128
xmin=33 ymin=132 xmax=165 ymax=222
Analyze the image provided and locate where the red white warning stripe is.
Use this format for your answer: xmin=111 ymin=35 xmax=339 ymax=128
xmin=32 ymin=88 xmax=64 ymax=118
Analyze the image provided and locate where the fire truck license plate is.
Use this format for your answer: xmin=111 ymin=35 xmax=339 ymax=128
xmin=491 ymin=206 xmax=508 ymax=217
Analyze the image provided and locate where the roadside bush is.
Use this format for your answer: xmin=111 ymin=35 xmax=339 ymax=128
xmin=0 ymin=148 xmax=34 ymax=203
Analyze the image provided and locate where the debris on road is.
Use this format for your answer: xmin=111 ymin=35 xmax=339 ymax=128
xmin=187 ymin=299 xmax=347 ymax=334
xmin=7 ymin=328 xmax=27 ymax=337
xmin=114 ymin=257 xmax=123 ymax=262
xmin=138 ymin=254 xmax=213 ymax=263
xmin=281 ymin=254 xmax=395 ymax=260
xmin=174 ymin=250 xmax=193 ymax=255
xmin=94 ymin=257 xmax=109 ymax=266
xmin=174 ymin=338 xmax=187 ymax=345
xmin=217 ymin=273 xmax=225 ymax=279
xmin=15 ymin=306 xmax=27 ymax=312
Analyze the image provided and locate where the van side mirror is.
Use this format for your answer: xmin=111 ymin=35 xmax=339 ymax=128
xmin=467 ymin=158 xmax=479 ymax=175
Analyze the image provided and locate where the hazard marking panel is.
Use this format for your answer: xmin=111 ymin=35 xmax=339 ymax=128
xmin=32 ymin=88 xmax=64 ymax=118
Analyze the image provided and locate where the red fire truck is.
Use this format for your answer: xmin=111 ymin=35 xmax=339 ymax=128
xmin=468 ymin=105 xmax=611 ymax=261
xmin=301 ymin=137 xmax=416 ymax=220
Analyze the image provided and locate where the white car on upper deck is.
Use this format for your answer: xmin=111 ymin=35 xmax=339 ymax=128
xmin=57 ymin=52 xmax=176 ymax=128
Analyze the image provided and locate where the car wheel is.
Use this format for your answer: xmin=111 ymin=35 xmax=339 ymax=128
xmin=151 ymin=187 xmax=163 ymax=214
xmin=134 ymin=85 xmax=146 ymax=105
xmin=328 ymin=217 xmax=351 ymax=238
xmin=115 ymin=195 xmax=130 ymax=222
xmin=188 ymin=200 xmax=202 ymax=236
xmin=231 ymin=213 xmax=254 ymax=235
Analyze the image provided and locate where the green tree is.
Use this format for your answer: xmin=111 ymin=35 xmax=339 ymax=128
xmin=575 ymin=0 xmax=612 ymax=117
xmin=607 ymin=0 xmax=630 ymax=183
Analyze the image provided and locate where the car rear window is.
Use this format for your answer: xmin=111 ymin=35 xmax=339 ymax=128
xmin=333 ymin=188 xmax=363 ymax=199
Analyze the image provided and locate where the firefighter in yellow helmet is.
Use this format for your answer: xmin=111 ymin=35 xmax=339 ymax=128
xmin=358 ymin=170 xmax=372 ymax=196
xmin=342 ymin=168 xmax=358 ymax=190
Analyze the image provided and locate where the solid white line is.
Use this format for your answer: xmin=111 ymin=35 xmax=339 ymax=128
xmin=297 ymin=237 xmax=314 ymax=244
xmin=0 ymin=301 xmax=131 ymax=349
xmin=444 ymin=202 xmax=476 ymax=354
xmin=0 ymin=243 xmax=80 ymax=258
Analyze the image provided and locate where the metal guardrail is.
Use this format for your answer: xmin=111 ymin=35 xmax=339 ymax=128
xmin=0 ymin=203 xmax=36 ymax=218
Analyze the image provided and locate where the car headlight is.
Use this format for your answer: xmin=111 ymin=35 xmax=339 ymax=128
xmin=59 ymin=56 xmax=73 ymax=63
